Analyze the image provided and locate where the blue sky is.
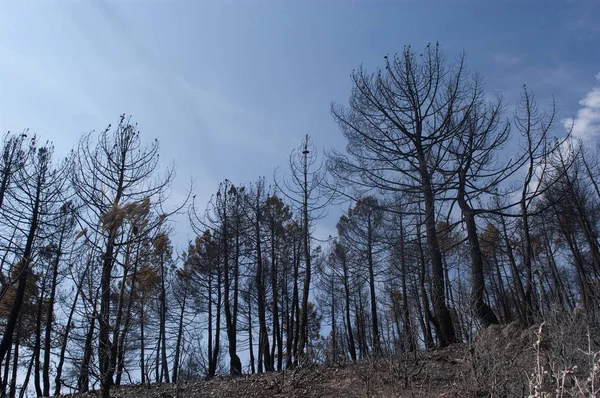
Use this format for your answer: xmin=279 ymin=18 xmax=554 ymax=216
xmin=1 ymin=0 xmax=599 ymax=243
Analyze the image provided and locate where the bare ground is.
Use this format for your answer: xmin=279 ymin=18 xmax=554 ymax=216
xmin=60 ymin=345 xmax=477 ymax=398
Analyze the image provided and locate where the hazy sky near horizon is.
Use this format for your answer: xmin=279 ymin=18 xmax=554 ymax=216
xmin=1 ymin=0 xmax=599 ymax=243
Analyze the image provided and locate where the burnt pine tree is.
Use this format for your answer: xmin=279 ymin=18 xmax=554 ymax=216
xmin=190 ymin=180 xmax=246 ymax=376
xmin=0 ymin=132 xmax=31 ymax=302
xmin=328 ymin=44 xmax=477 ymax=345
xmin=71 ymin=116 xmax=175 ymax=398
xmin=337 ymin=197 xmax=384 ymax=354
xmin=42 ymin=201 xmax=76 ymax=396
xmin=276 ymin=135 xmax=330 ymax=360
xmin=513 ymin=88 xmax=559 ymax=323
xmin=445 ymin=78 xmax=510 ymax=327
xmin=0 ymin=141 xmax=69 ymax=393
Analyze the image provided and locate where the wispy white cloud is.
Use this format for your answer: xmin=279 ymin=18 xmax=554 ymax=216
xmin=493 ymin=53 xmax=521 ymax=67
xmin=0 ymin=45 xmax=102 ymax=117
xmin=562 ymin=73 xmax=600 ymax=140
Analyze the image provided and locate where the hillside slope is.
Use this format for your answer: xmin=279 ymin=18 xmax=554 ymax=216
xmin=62 ymin=346 xmax=471 ymax=398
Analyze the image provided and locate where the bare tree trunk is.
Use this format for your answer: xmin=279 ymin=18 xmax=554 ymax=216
xmin=159 ymin=256 xmax=170 ymax=383
xmin=500 ymin=216 xmax=527 ymax=323
xmin=110 ymin=251 xmax=131 ymax=384
xmin=19 ymin=348 xmax=35 ymax=398
xmin=8 ymin=322 xmax=20 ymax=398
xmin=140 ymin=302 xmax=146 ymax=384
xmin=248 ymin=290 xmax=256 ymax=374
xmin=416 ymin=226 xmax=436 ymax=349
xmin=55 ymin=275 xmax=81 ymax=396
xmin=207 ymin=272 xmax=214 ymax=377
xmin=270 ymin=225 xmax=281 ymax=371
xmin=116 ymin=246 xmax=141 ymax=386
xmin=491 ymin=250 xmax=512 ymax=323
xmin=292 ymin=240 xmax=301 ymax=366
xmin=398 ymin=219 xmax=415 ymax=352
xmin=341 ymin=250 xmax=357 ymax=361
xmin=255 ymin=188 xmax=272 ymax=371
xmin=1 ymin=338 xmax=10 ymax=397
xmin=420 ymin=168 xmax=456 ymax=346
xmin=222 ymin=186 xmax=242 ymax=376
xmin=460 ymin=203 xmax=499 ymax=327
xmin=366 ymin=222 xmax=381 ymax=354
xmin=33 ymin=276 xmax=47 ymax=398
xmin=0 ymin=168 xmax=43 ymax=373
xmin=99 ymin=238 xmax=117 ymax=395
xmin=210 ymin=267 xmax=222 ymax=377
xmin=298 ymin=136 xmax=312 ymax=359
xmin=43 ymin=224 xmax=67 ymax=396
xmin=78 ymin=298 xmax=97 ymax=392
xmin=172 ymin=288 xmax=188 ymax=383
xmin=330 ymin=275 xmax=336 ymax=362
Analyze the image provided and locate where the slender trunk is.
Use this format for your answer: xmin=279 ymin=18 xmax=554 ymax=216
xmin=278 ymin=272 xmax=285 ymax=371
xmin=270 ymin=222 xmax=281 ymax=371
xmin=110 ymin=256 xmax=130 ymax=383
xmin=248 ymin=291 xmax=256 ymax=374
xmin=298 ymin=137 xmax=312 ymax=358
xmin=541 ymin=222 xmax=573 ymax=314
xmin=292 ymin=240 xmax=301 ymax=366
xmin=140 ymin=302 xmax=146 ymax=384
xmin=233 ymin=209 xmax=241 ymax=368
xmin=222 ymin=190 xmax=242 ymax=376
xmin=255 ymin=192 xmax=272 ymax=371
xmin=210 ymin=267 xmax=222 ymax=377
xmin=492 ymin=250 xmax=511 ymax=323
xmin=55 ymin=280 xmax=81 ymax=396
xmin=399 ymin=222 xmax=415 ymax=351
xmin=285 ymin=259 xmax=294 ymax=368
xmin=500 ymin=216 xmax=527 ymax=323
xmin=19 ymin=348 xmax=35 ymax=398
xmin=330 ymin=274 xmax=336 ymax=362
xmin=283 ymin=243 xmax=294 ymax=368
xmin=366 ymin=224 xmax=380 ymax=354
xmin=357 ymin=291 xmax=369 ymax=357
xmin=116 ymin=244 xmax=141 ymax=386
xmin=99 ymin=238 xmax=116 ymax=395
xmin=258 ymin=328 xmax=263 ymax=373
xmin=207 ymin=272 xmax=214 ymax=377
xmin=33 ymin=278 xmax=47 ymax=398
xmin=78 ymin=307 xmax=97 ymax=392
xmin=520 ymin=200 xmax=536 ymax=323
xmin=172 ymin=286 xmax=188 ymax=383
xmin=416 ymin=226 xmax=436 ymax=349
xmin=8 ymin=321 xmax=20 ymax=398
xmin=1 ymin=339 xmax=10 ymax=397
xmin=100 ymin=147 xmax=127 ymax=398
xmin=43 ymin=226 xmax=66 ymax=397
xmin=561 ymin=225 xmax=595 ymax=313
xmin=0 ymin=170 xmax=43 ymax=371
xmin=341 ymin=254 xmax=356 ymax=361
xmin=159 ymin=255 xmax=170 ymax=383
xmin=155 ymin=330 xmax=160 ymax=383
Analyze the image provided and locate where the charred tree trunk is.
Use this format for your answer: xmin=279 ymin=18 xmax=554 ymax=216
xmin=458 ymin=195 xmax=499 ymax=327
xmin=43 ymin=224 xmax=67 ymax=397
xmin=222 ymin=187 xmax=242 ymax=376
xmin=341 ymin=251 xmax=356 ymax=361
xmin=0 ymin=162 xmax=43 ymax=377
xmin=54 ymin=277 xmax=81 ymax=396
xmin=366 ymin=222 xmax=381 ymax=354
